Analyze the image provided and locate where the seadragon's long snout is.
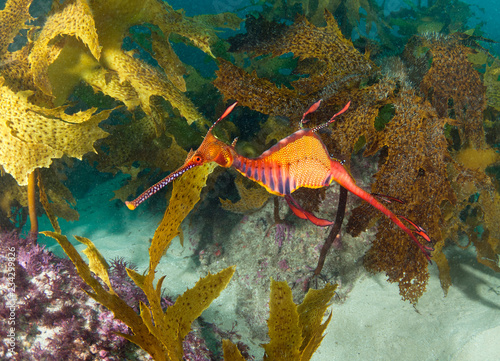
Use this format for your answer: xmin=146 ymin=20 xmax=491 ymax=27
xmin=125 ymin=163 xmax=197 ymax=210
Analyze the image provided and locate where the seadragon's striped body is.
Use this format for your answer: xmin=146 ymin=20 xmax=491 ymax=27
xmin=232 ymin=130 xmax=333 ymax=196
xmin=125 ymin=101 xmax=434 ymax=261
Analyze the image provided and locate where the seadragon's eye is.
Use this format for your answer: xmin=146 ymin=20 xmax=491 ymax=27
xmin=193 ymin=155 xmax=203 ymax=164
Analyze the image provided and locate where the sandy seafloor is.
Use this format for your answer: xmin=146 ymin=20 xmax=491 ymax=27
xmin=31 ymin=169 xmax=500 ymax=361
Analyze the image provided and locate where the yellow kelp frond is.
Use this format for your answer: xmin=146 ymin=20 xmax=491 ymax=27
xmin=222 ymin=339 xmax=246 ymax=361
xmin=0 ymin=78 xmax=110 ymax=185
xmin=149 ymin=162 xmax=217 ymax=272
xmin=76 ymin=235 xmax=114 ymax=293
xmin=41 ymin=232 xmax=169 ymax=360
xmin=127 ymin=265 xmax=235 ymax=360
xmin=94 ymin=109 xmax=187 ymax=176
xmin=44 ymin=215 xmax=235 ymax=361
xmin=110 ymin=166 xmax=146 ymax=203
xmin=29 ymin=0 xmax=101 ymax=96
xmin=284 ymin=0 xmax=342 ymax=24
xmin=455 ymin=147 xmax=500 ymax=173
xmin=263 ymin=279 xmax=336 ymax=361
xmin=37 ymin=169 xmax=61 ymax=233
xmin=297 ymin=283 xmax=337 ymax=359
xmin=1 ymin=44 xmax=54 ymax=107
xmin=150 ymin=31 xmax=187 ymax=92
xmin=246 ymin=10 xmax=373 ymax=79
xmin=37 ymin=172 xmax=61 ymax=233
xmin=81 ymin=64 xmax=141 ymax=109
xmin=0 ymin=0 xmax=32 ymax=56
xmin=160 ymin=267 xmax=235 ymax=359
xmin=264 ymin=279 xmax=302 ymax=360
xmin=152 ymin=6 xmax=238 ymax=58
xmin=220 ymin=176 xmax=271 ymax=214
xmin=104 ymin=134 xmax=188 ymax=203
xmin=104 ymin=48 xmax=205 ymax=125
xmin=93 ymin=113 xmax=160 ymax=172
xmin=477 ymin=189 xmax=500 ymax=272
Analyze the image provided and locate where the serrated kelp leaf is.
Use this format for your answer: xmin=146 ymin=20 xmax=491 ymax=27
xmin=0 ymin=0 xmax=33 ymax=56
xmin=153 ymin=8 xmax=221 ymax=58
xmin=126 ymin=267 xmax=146 ymax=288
xmin=1 ymin=44 xmax=51 ymax=106
xmin=81 ymin=64 xmax=141 ymax=109
xmin=129 ymin=266 xmax=235 ymax=361
xmin=263 ymin=280 xmax=336 ymax=361
xmin=297 ymin=284 xmax=336 ymax=360
xmin=40 ymin=231 xmax=110 ymax=299
xmin=166 ymin=266 xmax=235 ymax=341
xmin=297 ymin=284 xmax=336 ymax=348
xmin=455 ymin=147 xmax=500 ymax=173
xmin=0 ymin=173 xmax=27 ymax=222
xmin=263 ymin=279 xmax=302 ymax=361
xmin=300 ymin=312 xmax=332 ymax=361
xmin=28 ymin=0 xmax=101 ymax=96
xmin=75 ymin=235 xmax=113 ymax=292
xmin=477 ymin=190 xmax=500 ymax=271
xmin=103 ymin=48 xmax=205 ymax=126
xmin=93 ymin=116 xmax=179 ymax=174
xmin=222 ymin=339 xmax=246 ymax=361
xmin=0 ymin=87 xmax=60 ymax=186
xmin=148 ymin=162 xmax=217 ymax=275
xmin=0 ymin=79 xmax=110 ymax=186
xmin=449 ymin=151 xmax=500 ymax=273
xmin=431 ymin=240 xmax=451 ymax=296
xmin=150 ymin=30 xmax=187 ymax=92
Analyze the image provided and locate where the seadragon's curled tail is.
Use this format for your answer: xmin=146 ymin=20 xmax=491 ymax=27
xmin=126 ymin=101 xmax=433 ymax=261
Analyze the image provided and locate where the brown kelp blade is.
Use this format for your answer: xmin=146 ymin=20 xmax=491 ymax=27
xmin=125 ymin=163 xmax=197 ymax=210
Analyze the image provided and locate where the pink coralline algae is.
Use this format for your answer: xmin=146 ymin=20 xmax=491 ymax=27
xmin=0 ymin=232 xmax=216 ymax=360
xmin=274 ymin=223 xmax=295 ymax=249
xmin=0 ymin=231 xmax=148 ymax=360
xmin=277 ymin=259 xmax=289 ymax=271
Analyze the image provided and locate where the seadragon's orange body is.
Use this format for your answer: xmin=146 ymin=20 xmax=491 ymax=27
xmin=126 ymin=101 xmax=433 ymax=260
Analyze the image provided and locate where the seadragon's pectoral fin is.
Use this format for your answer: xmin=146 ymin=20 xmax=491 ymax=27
xmin=285 ymin=195 xmax=333 ymax=227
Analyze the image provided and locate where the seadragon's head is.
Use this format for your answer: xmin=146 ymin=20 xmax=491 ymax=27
xmin=125 ymin=103 xmax=238 ymax=210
